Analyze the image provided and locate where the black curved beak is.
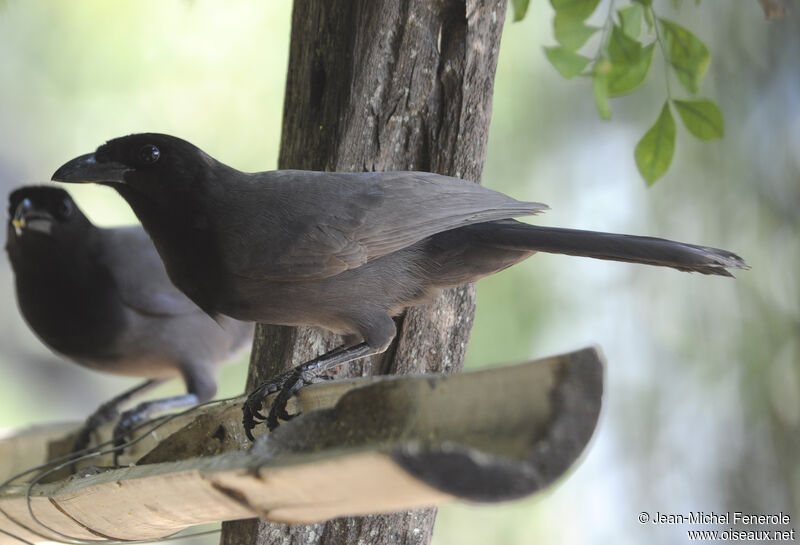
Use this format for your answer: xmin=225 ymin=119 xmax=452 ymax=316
xmin=52 ymin=153 xmax=129 ymax=184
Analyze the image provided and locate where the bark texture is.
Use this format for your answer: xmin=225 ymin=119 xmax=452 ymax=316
xmin=221 ymin=1 xmax=507 ymax=543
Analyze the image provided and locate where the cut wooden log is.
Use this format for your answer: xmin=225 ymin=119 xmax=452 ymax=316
xmin=0 ymin=347 xmax=603 ymax=544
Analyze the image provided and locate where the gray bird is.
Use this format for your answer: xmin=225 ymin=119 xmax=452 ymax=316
xmin=5 ymin=186 xmax=253 ymax=451
xmin=51 ymin=134 xmax=748 ymax=438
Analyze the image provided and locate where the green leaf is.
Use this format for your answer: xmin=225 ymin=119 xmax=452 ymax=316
xmin=608 ymin=25 xmax=642 ymax=65
xmin=673 ymin=99 xmax=724 ymax=140
xmin=595 ymin=56 xmax=613 ymax=76
xmin=554 ymin=12 xmax=598 ymax=51
xmin=607 ymin=43 xmax=655 ymax=97
xmin=643 ymin=6 xmax=654 ymax=30
xmin=511 ymin=0 xmax=530 ymax=22
xmin=658 ymin=18 xmax=710 ymax=94
xmin=603 ymin=25 xmax=654 ymax=97
xmin=618 ymin=5 xmax=643 ymax=39
xmin=550 ymin=0 xmax=602 ymax=20
xmin=544 ymin=47 xmax=591 ymax=79
xmin=593 ymin=71 xmax=612 ymax=120
xmin=633 ymin=0 xmax=653 ymax=6
xmin=635 ymin=101 xmax=676 ymax=185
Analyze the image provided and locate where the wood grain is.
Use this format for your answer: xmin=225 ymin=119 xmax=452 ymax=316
xmin=0 ymin=349 xmax=603 ymax=545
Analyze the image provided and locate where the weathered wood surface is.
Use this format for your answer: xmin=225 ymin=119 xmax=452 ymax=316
xmin=236 ymin=1 xmax=508 ymax=543
xmin=0 ymin=348 xmax=603 ymax=545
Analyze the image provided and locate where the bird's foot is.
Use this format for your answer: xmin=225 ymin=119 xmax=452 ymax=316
xmin=72 ymin=402 xmax=121 ymax=455
xmin=71 ymin=380 xmax=164 ymax=462
xmin=111 ymin=409 xmax=150 ymax=465
xmin=242 ymin=342 xmax=378 ymax=441
xmin=242 ymin=367 xmax=313 ymax=441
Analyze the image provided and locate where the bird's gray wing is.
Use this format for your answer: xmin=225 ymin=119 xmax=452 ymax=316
xmin=219 ymin=171 xmax=548 ymax=280
xmin=97 ymin=226 xmax=200 ymax=316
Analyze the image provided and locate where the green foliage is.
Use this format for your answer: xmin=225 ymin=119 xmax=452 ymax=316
xmin=658 ymin=17 xmax=710 ymax=94
xmin=673 ymin=99 xmax=723 ymax=140
xmin=592 ymin=70 xmax=612 ymax=120
xmin=608 ymin=43 xmax=654 ymax=96
xmin=643 ymin=6 xmax=655 ymax=30
xmin=618 ymin=4 xmax=644 ymax=38
xmin=550 ymin=0 xmax=602 ymax=20
xmin=635 ymin=101 xmax=676 ymax=185
xmin=519 ymin=0 xmax=724 ymax=185
xmin=608 ymin=24 xmax=641 ymax=64
xmin=511 ymin=0 xmax=530 ymax=22
xmin=544 ymin=47 xmax=591 ymax=79
xmin=554 ymin=13 xmax=598 ymax=51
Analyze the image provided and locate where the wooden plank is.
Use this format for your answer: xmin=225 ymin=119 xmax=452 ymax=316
xmin=0 ymin=348 xmax=603 ymax=544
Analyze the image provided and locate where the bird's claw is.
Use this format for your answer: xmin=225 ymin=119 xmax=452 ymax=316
xmin=110 ymin=410 xmax=148 ymax=465
xmin=72 ymin=426 xmax=96 ymax=456
xmin=242 ymin=379 xmax=283 ymax=439
xmin=72 ymin=403 xmax=121 ymax=454
xmin=242 ymin=368 xmax=308 ymax=440
xmin=242 ymin=397 xmax=267 ymax=441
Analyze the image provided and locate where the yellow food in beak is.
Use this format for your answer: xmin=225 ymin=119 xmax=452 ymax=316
xmin=11 ymin=217 xmax=25 ymax=236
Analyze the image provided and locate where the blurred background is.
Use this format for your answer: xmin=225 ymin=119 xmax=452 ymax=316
xmin=0 ymin=1 xmax=797 ymax=544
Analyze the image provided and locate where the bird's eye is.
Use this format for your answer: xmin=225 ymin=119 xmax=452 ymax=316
xmin=12 ymin=198 xmax=32 ymax=220
xmin=58 ymin=198 xmax=73 ymax=219
xmin=138 ymin=144 xmax=161 ymax=165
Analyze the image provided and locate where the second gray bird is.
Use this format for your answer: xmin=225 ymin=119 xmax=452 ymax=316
xmin=6 ymin=186 xmax=253 ymax=452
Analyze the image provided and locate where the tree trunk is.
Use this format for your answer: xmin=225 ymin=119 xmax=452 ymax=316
xmin=220 ymin=0 xmax=507 ymax=543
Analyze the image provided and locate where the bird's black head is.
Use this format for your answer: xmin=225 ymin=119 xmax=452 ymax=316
xmin=6 ymin=186 xmax=92 ymax=243
xmin=51 ymin=133 xmax=218 ymax=204
xmin=50 ymin=134 xmax=228 ymax=312
xmin=5 ymin=185 xmax=98 ymax=274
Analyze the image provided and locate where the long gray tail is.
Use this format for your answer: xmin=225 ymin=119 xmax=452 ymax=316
xmin=479 ymin=221 xmax=748 ymax=277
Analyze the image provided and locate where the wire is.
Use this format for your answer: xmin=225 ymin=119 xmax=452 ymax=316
xmin=0 ymin=394 xmax=248 ymax=545
xmin=0 ymin=526 xmax=36 ymax=545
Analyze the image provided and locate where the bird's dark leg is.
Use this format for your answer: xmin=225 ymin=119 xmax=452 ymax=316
xmin=111 ymin=393 xmax=202 ymax=454
xmin=72 ymin=379 xmax=165 ymax=454
xmin=242 ymin=342 xmax=379 ymax=440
